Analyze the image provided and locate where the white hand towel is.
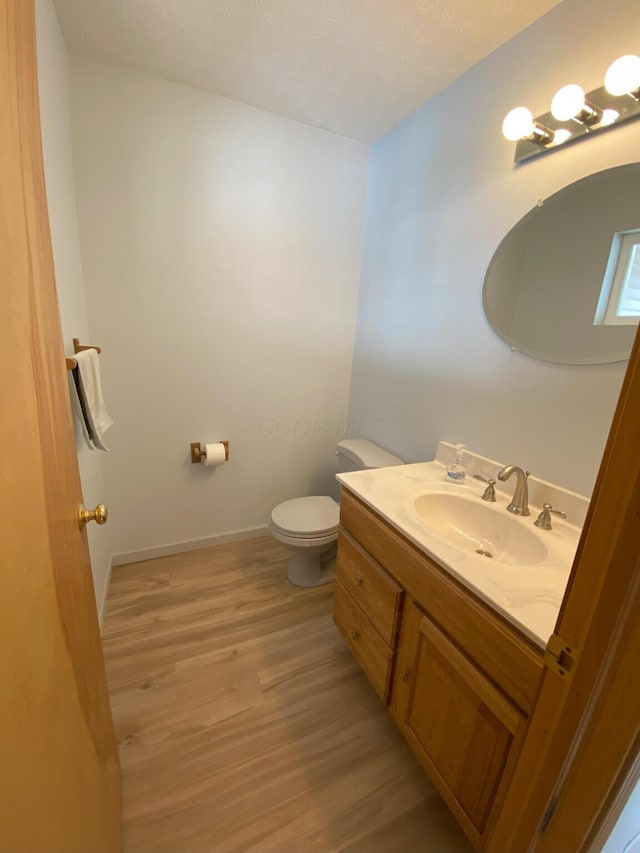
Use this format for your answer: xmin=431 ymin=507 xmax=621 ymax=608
xmin=73 ymin=349 xmax=113 ymax=451
xmin=67 ymin=372 xmax=95 ymax=449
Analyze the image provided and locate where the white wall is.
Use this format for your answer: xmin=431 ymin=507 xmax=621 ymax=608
xmin=603 ymin=775 xmax=640 ymax=853
xmin=347 ymin=0 xmax=639 ymax=497
xmin=35 ymin=0 xmax=112 ymax=615
xmin=69 ymin=59 xmax=369 ymax=559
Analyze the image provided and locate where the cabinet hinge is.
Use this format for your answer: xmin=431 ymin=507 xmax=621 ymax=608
xmin=544 ymin=633 xmax=576 ymax=679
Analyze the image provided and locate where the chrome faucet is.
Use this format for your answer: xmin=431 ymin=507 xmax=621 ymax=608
xmin=534 ymin=503 xmax=567 ymax=530
xmin=497 ymin=465 xmax=530 ymax=516
xmin=473 ymin=474 xmax=496 ymax=502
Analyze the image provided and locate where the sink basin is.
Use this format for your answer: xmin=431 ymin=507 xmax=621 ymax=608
xmin=413 ymin=492 xmax=549 ymax=566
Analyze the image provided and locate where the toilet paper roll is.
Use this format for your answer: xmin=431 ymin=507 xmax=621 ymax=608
xmin=203 ymin=442 xmax=227 ymax=467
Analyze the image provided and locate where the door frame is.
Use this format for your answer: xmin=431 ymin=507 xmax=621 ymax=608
xmin=489 ymin=325 xmax=640 ymax=851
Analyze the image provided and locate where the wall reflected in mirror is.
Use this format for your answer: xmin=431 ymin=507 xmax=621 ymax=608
xmin=483 ymin=164 xmax=640 ymax=365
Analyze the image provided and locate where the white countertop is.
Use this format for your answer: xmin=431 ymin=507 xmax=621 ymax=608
xmin=336 ymin=442 xmax=589 ymax=649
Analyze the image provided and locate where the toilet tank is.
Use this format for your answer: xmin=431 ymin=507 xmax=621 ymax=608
xmin=335 ymin=438 xmax=404 ymax=474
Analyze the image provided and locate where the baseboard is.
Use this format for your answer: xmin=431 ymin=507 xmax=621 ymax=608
xmin=111 ymin=525 xmax=270 ymax=567
xmin=98 ymin=554 xmax=113 ymax=627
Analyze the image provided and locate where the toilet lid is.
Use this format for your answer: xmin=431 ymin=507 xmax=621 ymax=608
xmin=271 ymin=496 xmax=339 ymax=537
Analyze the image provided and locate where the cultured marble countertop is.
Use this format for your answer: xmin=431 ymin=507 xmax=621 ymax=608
xmin=336 ymin=443 xmax=589 ymax=649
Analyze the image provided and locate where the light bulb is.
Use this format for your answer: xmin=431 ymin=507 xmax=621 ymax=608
xmin=551 ymin=84 xmax=586 ymax=121
xmin=605 ymin=54 xmax=640 ymax=96
xmin=502 ymin=107 xmax=534 ymax=141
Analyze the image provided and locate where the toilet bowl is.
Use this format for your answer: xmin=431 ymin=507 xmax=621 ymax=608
xmin=270 ymin=439 xmax=404 ymax=587
xmin=269 ymin=496 xmax=340 ymax=587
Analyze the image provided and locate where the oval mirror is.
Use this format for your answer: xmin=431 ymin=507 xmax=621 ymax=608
xmin=483 ymin=164 xmax=640 ymax=365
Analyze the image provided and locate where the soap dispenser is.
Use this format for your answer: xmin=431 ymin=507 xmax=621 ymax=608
xmin=446 ymin=444 xmax=467 ymax=485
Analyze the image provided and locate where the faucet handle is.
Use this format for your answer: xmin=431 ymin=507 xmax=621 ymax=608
xmin=534 ymin=503 xmax=567 ymax=530
xmin=473 ymin=474 xmax=496 ymax=502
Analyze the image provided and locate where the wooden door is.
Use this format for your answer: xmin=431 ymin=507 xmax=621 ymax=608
xmin=0 ymin=3 xmax=121 ymax=852
xmin=488 ymin=320 xmax=640 ymax=852
xmin=393 ymin=601 xmax=526 ymax=849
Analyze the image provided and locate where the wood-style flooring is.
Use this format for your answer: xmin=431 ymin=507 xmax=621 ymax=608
xmin=102 ymin=536 xmax=473 ymax=853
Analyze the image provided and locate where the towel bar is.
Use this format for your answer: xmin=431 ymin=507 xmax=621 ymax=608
xmin=66 ymin=337 xmax=102 ymax=370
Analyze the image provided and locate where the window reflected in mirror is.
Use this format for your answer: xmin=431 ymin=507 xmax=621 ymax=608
xmin=594 ymin=229 xmax=640 ymax=327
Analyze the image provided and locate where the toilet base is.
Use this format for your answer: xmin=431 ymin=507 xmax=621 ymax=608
xmin=287 ymin=544 xmax=337 ymax=588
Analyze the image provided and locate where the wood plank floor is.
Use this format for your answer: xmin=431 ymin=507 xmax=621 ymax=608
xmin=102 ymin=537 xmax=473 ymax=853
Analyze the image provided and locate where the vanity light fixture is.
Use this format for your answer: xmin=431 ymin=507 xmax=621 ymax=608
xmin=599 ymin=109 xmax=620 ymax=127
xmin=503 ymin=52 xmax=640 ymax=164
xmin=551 ymin=128 xmax=572 ymax=145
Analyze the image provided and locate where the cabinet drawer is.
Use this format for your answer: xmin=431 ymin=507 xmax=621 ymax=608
xmin=340 ymin=488 xmax=544 ymax=715
xmin=336 ymin=531 xmax=403 ymax=646
xmin=333 ymin=580 xmax=395 ymax=703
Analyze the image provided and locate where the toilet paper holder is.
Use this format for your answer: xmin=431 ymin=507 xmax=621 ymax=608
xmin=190 ymin=441 xmax=230 ymax=464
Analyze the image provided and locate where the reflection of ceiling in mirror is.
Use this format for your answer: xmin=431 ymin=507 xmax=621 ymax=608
xmin=482 ymin=165 xmax=640 ymax=365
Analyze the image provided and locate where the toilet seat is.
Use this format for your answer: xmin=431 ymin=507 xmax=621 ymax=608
xmin=269 ymin=528 xmax=338 ymax=550
xmin=270 ymin=496 xmax=339 ymax=588
xmin=269 ymin=439 xmax=404 ymax=588
xmin=270 ymin=496 xmax=339 ymax=539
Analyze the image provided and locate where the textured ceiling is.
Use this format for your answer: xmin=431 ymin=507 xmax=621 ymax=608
xmin=53 ymin=0 xmax=563 ymax=142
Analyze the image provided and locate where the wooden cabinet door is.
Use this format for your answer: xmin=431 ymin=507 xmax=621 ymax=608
xmin=0 ymin=3 xmax=121 ymax=851
xmin=391 ymin=601 xmax=526 ymax=849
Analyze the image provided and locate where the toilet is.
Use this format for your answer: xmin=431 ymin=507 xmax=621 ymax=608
xmin=270 ymin=438 xmax=404 ymax=587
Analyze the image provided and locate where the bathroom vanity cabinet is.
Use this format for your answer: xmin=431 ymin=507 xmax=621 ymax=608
xmin=332 ymin=488 xmax=545 ymax=851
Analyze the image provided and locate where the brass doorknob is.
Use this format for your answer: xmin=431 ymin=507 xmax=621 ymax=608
xmin=79 ymin=503 xmax=108 ymax=529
